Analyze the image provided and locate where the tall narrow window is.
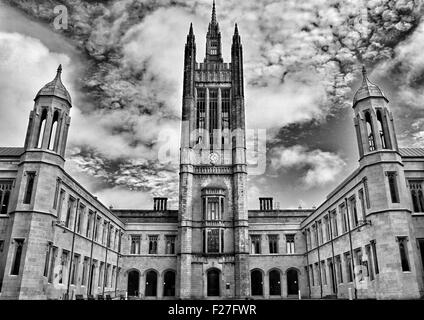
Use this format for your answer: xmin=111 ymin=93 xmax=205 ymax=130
xmin=349 ymin=196 xmax=359 ymax=227
xmin=310 ymin=264 xmax=315 ymax=286
xmin=148 ymin=235 xmax=158 ymax=254
xmin=324 ymin=215 xmax=330 ymax=241
xmin=48 ymin=110 xmax=59 ymax=151
xmin=345 ymin=252 xmax=353 ymax=282
xmin=221 ymin=89 xmax=230 ymax=145
xmin=209 ymin=89 xmax=218 ymax=147
xmin=94 ymin=217 xmax=101 ymax=241
xmin=335 ymin=255 xmax=343 ymax=284
xmin=387 ymin=172 xmax=400 ymax=203
xmin=207 ymin=229 xmax=219 ymax=253
xmin=165 ymin=235 xmax=176 ymax=254
xmin=365 ymin=244 xmax=374 ymax=281
xmin=48 ymin=247 xmax=57 ymax=283
xmin=321 ymin=261 xmax=327 ymax=285
xmin=358 ymin=189 xmax=366 ymax=221
xmin=0 ymin=181 xmax=12 ymax=215
xmin=65 ymin=197 xmax=75 ymax=229
xmin=365 ymin=111 xmax=375 ymax=151
xmin=43 ymin=242 xmax=52 ymax=277
xmin=371 ymin=240 xmax=379 ymax=274
xmin=331 ymin=210 xmax=338 ymax=237
xmin=23 ymin=172 xmax=35 ymax=204
xmin=286 ymin=234 xmax=295 ymax=254
xmin=130 ymin=235 xmax=141 ymax=254
xmin=340 ymin=204 xmax=348 ymax=233
xmin=196 ymin=88 xmax=206 ymax=142
xmin=11 ymin=239 xmax=24 ymax=275
xmin=376 ymin=110 xmax=389 ymax=149
xmin=207 ymin=197 xmax=220 ymax=220
xmin=70 ymin=254 xmax=79 ymax=285
xmin=82 ymin=257 xmax=89 ymax=286
xmin=58 ymin=250 xmax=69 ymax=284
xmin=397 ymin=237 xmax=410 ymax=272
xmin=36 ymin=109 xmax=48 ymax=148
xmin=268 ymin=235 xmax=278 ymax=254
xmin=86 ymin=211 xmax=93 ymax=238
xmin=409 ymin=180 xmax=424 ymax=213
xmin=317 ymin=221 xmax=323 ymax=245
xmin=76 ymin=204 xmax=85 ymax=234
xmin=251 ymin=235 xmax=261 ymax=254
xmin=354 ymin=248 xmax=364 ymax=281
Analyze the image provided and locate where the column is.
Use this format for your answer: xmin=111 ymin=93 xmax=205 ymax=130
xmin=205 ymin=87 xmax=210 ymax=148
xmin=42 ymin=108 xmax=53 ymax=149
xmin=217 ymin=87 xmax=222 ymax=151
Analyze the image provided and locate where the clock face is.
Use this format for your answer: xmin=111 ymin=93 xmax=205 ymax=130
xmin=209 ymin=152 xmax=220 ymax=164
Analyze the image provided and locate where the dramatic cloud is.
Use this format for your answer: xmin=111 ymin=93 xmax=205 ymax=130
xmin=270 ymin=145 xmax=346 ymax=188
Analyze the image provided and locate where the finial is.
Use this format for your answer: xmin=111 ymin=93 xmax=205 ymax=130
xmin=211 ymin=0 xmax=217 ymax=23
xmin=57 ymin=64 xmax=62 ymax=76
xmin=362 ymin=65 xmax=367 ymax=76
xmin=189 ymin=22 xmax=193 ymax=35
xmin=234 ymin=23 xmax=239 ymax=35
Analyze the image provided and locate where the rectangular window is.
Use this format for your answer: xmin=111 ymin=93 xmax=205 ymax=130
xmin=335 ymin=255 xmax=343 ymax=284
xmin=370 ymin=240 xmax=379 ymax=274
xmin=268 ymin=235 xmax=278 ymax=254
xmin=57 ymin=189 xmax=65 ymax=219
xmin=48 ymin=247 xmax=57 ymax=283
xmin=354 ymin=248 xmax=364 ymax=281
xmin=98 ymin=262 xmax=104 ymax=288
xmin=207 ymin=197 xmax=221 ymax=220
xmin=82 ymin=257 xmax=89 ymax=286
xmin=314 ymin=263 xmax=320 ymax=285
xmin=130 ymin=235 xmax=141 ymax=254
xmin=317 ymin=221 xmax=323 ymax=245
xmin=349 ymin=196 xmax=359 ymax=227
xmin=286 ymin=234 xmax=295 ymax=254
xmin=207 ymin=229 xmax=220 ymax=253
xmin=65 ymin=196 xmax=75 ymax=229
xmin=221 ymin=89 xmax=230 ymax=136
xmin=105 ymin=264 xmax=110 ymax=288
xmin=387 ymin=172 xmax=400 ymax=203
xmin=331 ymin=210 xmax=338 ymax=237
xmin=358 ymin=189 xmax=366 ymax=221
xmin=209 ymin=89 xmax=218 ymax=146
xmin=23 ymin=172 xmax=35 ymax=204
xmin=306 ymin=229 xmax=311 ymax=250
xmin=102 ymin=221 xmax=108 ymax=245
xmin=324 ymin=215 xmax=330 ymax=241
xmin=70 ymin=254 xmax=79 ymax=285
xmin=363 ymin=178 xmax=371 ymax=208
xmin=365 ymin=244 xmax=374 ymax=281
xmin=11 ymin=239 xmax=24 ymax=275
xmin=94 ymin=217 xmax=101 ymax=241
xmin=148 ymin=235 xmax=158 ymax=254
xmin=0 ymin=180 xmax=12 ymax=215
xmin=53 ymin=179 xmax=60 ymax=209
xmin=340 ymin=203 xmax=348 ymax=233
xmin=0 ymin=240 xmax=4 ymax=253
xmin=76 ymin=204 xmax=85 ymax=234
xmin=58 ymin=250 xmax=69 ymax=284
xmin=196 ymin=88 xmax=206 ymax=143
xmin=43 ymin=242 xmax=52 ymax=277
xmin=310 ymin=264 xmax=315 ymax=286
xmin=321 ymin=261 xmax=327 ymax=285
xmin=251 ymin=235 xmax=261 ymax=254
xmin=86 ymin=211 xmax=94 ymax=238
xmin=345 ymin=252 xmax=353 ymax=282
xmin=409 ymin=180 xmax=424 ymax=213
xmin=397 ymin=237 xmax=410 ymax=272
xmin=165 ymin=235 xmax=176 ymax=254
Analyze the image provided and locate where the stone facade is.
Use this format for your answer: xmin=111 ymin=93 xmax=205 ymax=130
xmin=0 ymin=2 xmax=424 ymax=300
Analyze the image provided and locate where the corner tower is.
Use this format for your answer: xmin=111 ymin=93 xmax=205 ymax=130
xmin=178 ymin=1 xmax=250 ymax=299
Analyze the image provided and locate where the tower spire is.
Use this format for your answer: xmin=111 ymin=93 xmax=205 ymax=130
xmin=211 ymin=0 xmax=216 ymax=24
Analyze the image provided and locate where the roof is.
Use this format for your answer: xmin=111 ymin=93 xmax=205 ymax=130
xmin=399 ymin=148 xmax=424 ymax=158
xmin=35 ymin=65 xmax=72 ymax=105
xmin=0 ymin=147 xmax=24 ymax=157
xmin=353 ymin=66 xmax=387 ymax=106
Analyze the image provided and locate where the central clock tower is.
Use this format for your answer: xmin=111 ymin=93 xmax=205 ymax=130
xmin=177 ymin=1 xmax=250 ymax=298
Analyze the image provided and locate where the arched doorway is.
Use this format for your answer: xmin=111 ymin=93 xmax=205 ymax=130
xmin=287 ymin=269 xmax=299 ymax=296
xmin=127 ymin=270 xmax=140 ymax=297
xmin=251 ymin=270 xmax=263 ymax=296
xmin=145 ymin=270 xmax=157 ymax=297
xmin=269 ymin=270 xmax=281 ymax=296
xmin=163 ymin=270 xmax=176 ymax=297
xmin=207 ymin=269 xmax=220 ymax=296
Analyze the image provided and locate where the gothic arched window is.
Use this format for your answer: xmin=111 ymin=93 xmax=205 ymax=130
xmin=36 ymin=109 xmax=48 ymax=148
xmin=48 ymin=110 xmax=60 ymax=151
xmin=365 ymin=111 xmax=375 ymax=151
xmin=376 ymin=109 xmax=390 ymax=149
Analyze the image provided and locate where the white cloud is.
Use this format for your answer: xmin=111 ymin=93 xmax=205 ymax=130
xmin=270 ymin=145 xmax=346 ymax=188
xmin=96 ymin=186 xmax=154 ymax=210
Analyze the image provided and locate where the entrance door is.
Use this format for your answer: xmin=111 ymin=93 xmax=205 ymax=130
xmin=287 ymin=269 xmax=299 ymax=295
xmin=128 ymin=270 xmax=140 ymax=296
xmin=207 ymin=269 xmax=220 ymax=296
xmin=145 ymin=271 xmax=157 ymax=296
xmin=269 ymin=270 xmax=281 ymax=296
xmin=163 ymin=271 xmax=176 ymax=296
xmin=251 ymin=270 xmax=263 ymax=296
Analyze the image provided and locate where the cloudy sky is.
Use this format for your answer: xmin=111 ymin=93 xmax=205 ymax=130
xmin=0 ymin=0 xmax=423 ymax=210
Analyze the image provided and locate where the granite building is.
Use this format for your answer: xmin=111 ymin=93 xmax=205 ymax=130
xmin=0 ymin=2 xmax=423 ymax=300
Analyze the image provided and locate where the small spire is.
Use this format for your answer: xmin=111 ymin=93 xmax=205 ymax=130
xmin=189 ymin=22 xmax=193 ymax=35
xmin=362 ymin=65 xmax=367 ymax=76
xmin=211 ymin=0 xmax=217 ymax=24
xmin=234 ymin=23 xmax=239 ymax=35
xmin=56 ymin=64 xmax=62 ymax=77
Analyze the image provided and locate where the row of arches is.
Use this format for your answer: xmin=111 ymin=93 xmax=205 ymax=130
xmin=127 ymin=269 xmax=175 ymax=297
xmin=35 ymin=109 xmax=61 ymax=151
xmin=364 ymin=109 xmax=392 ymax=152
xmin=127 ymin=268 xmax=300 ymax=297
xmin=250 ymin=268 xmax=299 ymax=296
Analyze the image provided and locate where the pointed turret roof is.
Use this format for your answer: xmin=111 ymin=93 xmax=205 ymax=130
xmin=353 ymin=66 xmax=387 ymax=106
xmin=35 ymin=64 xmax=72 ymax=105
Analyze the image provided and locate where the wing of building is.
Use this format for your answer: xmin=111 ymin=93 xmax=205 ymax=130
xmin=0 ymin=2 xmax=424 ymax=300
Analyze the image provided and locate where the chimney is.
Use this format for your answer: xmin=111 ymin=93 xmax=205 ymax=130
xmin=259 ymin=197 xmax=273 ymax=211
xmin=153 ymin=197 xmax=168 ymax=211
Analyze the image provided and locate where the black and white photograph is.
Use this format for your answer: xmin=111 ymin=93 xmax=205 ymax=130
xmin=0 ymin=0 xmax=423 ymax=315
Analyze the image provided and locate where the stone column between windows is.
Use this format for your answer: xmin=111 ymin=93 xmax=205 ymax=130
xmin=192 ymin=88 xmax=198 ymax=146
xmin=263 ymin=272 xmax=269 ymax=299
xmin=359 ymin=113 xmax=370 ymax=153
xmin=217 ymin=87 xmax=222 ymax=152
xmin=205 ymin=87 xmax=210 ymax=148
xmin=157 ymin=272 xmax=163 ymax=298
